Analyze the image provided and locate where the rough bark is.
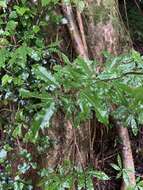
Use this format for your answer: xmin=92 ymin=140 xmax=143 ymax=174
xmin=62 ymin=0 xmax=135 ymax=188
xmin=48 ymin=0 xmax=135 ymax=189
xmin=117 ymin=123 xmax=136 ymax=189
xmin=86 ymin=0 xmax=131 ymax=60
xmin=85 ymin=0 xmax=135 ymax=189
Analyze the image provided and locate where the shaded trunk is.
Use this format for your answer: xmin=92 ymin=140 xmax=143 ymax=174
xmin=117 ymin=123 xmax=135 ymax=189
xmin=86 ymin=0 xmax=135 ymax=188
xmin=62 ymin=0 xmax=136 ymax=189
xmin=86 ymin=0 xmax=131 ymax=59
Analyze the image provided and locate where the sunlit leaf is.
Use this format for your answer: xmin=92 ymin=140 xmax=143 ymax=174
xmin=30 ymin=102 xmax=55 ymax=140
xmin=2 ymin=74 xmax=13 ymax=86
xmin=126 ymin=115 xmax=138 ymax=136
xmin=0 ymin=0 xmax=7 ymax=7
xmin=117 ymin=155 xmax=122 ymax=168
xmin=111 ymin=163 xmax=121 ymax=171
xmin=89 ymin=170 xmax=110 ymax=180
xmin=42 ymin=0 xmax=51 ymax=6
xmin=32 ymin=65 xmax=58 ymax=85
xmin=0 ymin=149 xmax=7 ymax=159
xmin=20 ymin=88 xmax=52 ymax=100
xmin=123 ymin=169 xmax=130 ymax=185
xmin=81 ymin=91 xmax=109 ymax=125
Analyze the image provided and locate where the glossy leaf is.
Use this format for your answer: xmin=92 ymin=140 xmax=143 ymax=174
xmin=126 ymin=115 xmax=138 ymax=136
xmin=0 ymin=0 xmax=7 ymax=7
xmin=89 ymin=170 xmax=110 ymax=180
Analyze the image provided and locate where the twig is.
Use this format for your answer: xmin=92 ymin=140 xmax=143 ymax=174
xmin=115 ymin=121 xmax=136 ymax=189
xmin=62 ymin=1 xmax=88 ymax=59
xmin=134 ymin=0 xmax=143 ymax=16
xmin=76 ymin=10 xmax=88 ymax=57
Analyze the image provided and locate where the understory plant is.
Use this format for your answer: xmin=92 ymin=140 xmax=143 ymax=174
xmin=1 ymin=0 xmax=143 ymax=190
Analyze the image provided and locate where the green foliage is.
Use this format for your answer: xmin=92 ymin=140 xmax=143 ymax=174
xmin=0 ymin=0 xmax=62 ymax=189
xmin=111 ymin=155 xmax=132 ymax=186
xmin=38 ymin=161 xmax=109 ymax=190
xmin=1 ymin=0 xmax=143 ymax=189
xmin=0 ymin=0 xmax=7 ymax=8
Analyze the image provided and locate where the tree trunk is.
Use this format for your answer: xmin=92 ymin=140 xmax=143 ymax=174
xmin=117 ymin=123 xmax=135 ymax=189
xmin=86 ymin=0 xmax=136 ymax=189
xmin=62 ymin=0 xmax=136 ymax=189
xmin=87 ymin=0 xmax=135 ymax=190
xmin=86 ymin=0 xmax=131 ymax=59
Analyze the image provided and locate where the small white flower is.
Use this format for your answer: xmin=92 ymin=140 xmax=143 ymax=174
xmin=0 ymin=149 xmax=7 ymax=159
xmin=45 ymin=15 xmax=49 ymax=21
xmin=0 ymin=29 xmax=4 ymax=35
xmin=61 ymin=18 xmax=68 ymax=25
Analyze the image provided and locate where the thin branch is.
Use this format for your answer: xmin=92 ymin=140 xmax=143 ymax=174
xmin=134 ymin=0 xmax=143 ymax=16
xmin=76 ymin=9 xmax=88 ymax=57
xmin=62 ymin=2 xmax=88 ymax=59
xmin=116 ymin=122 xmax=136 ymax=189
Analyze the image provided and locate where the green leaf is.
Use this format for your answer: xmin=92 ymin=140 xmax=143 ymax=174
xmin=117 ymin=155 xmax=122 ymax=168
xmin=126 ymin=115 xmax=138 ymax=136
xmin=20 ymin=88 xmax=52 ymax=100
xmin=132 ymin=49 xmax=141 ymax=62
xmin=32 ymin=65 xmax=58 ymax=85
xmin=14 ymin=181 xmax=24 ymax=190
xmin=77 ymin=1 xmax=85 ymax=12
xmin=12 ymin=125 xmax=22 ymax=138
xmin=81 ymin=91 xmax=109 ymax=125
xmin=75 ymin=57 xmax=92 ymax=76
xmin=89 ymin=170 xmax=110 ymax=180
xmin=0 ymin=0 xmax=7 ymax=7
xmin=30 ymin=50 xmax=41 ymax=61
xmin=42 ymin=0 xmax=51 ymax=6
xmin=18 ymin=163 xmax=30 ymax=174
xmin=33 ymin=25 xmax=40 ymax=33
xmin=14 ymin=6 xmax=30 ymax=16
xmin=0 ymin=38 xmax=9 ymax=46
xmin=111 ymin=163 xmax=121 ymax=171
xmin=29 ymin=103 xmax=55 ymax=141
xmin=0 ymin=48 xmax=8 ymax=68
xmin=123 ymin=169 xmax=130 ymax=185
xmin=2 ymin=74 xmax=13 ymax=86
xmin=137 ymin=180 xmax=143 ymax=187
xmin=131 ymin=87 xmax=143 ymax=101
xmin=138 ymin=112 xmax=143 ymax=125
xmin=6 ymin=20 xmax=18 ymax=34
xmin=116 ymin=172 xmax=122 ymax=179
xmin=126 ymin=187 xmax=135 ymax=190
xmin=9 ymin=44 xmax=31 ymax=68
xmin=39 ymin=103 xmax=55 ymax=129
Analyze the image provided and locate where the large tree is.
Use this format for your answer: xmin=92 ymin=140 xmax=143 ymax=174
xmin=61 ymin=0 xmax=135 ymax=189
xmin=1 ymin=0 xmax=139 ymax=190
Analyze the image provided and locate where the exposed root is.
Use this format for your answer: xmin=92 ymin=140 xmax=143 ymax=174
xmin=116 ymin=122 xmax=136 ymax=190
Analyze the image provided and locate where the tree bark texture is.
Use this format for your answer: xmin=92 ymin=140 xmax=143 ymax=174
xmin=43 ymin=0 xmax=136 ymax=189
xmin=85 ymin=1 xmax=135 ymax=189
xmin=61 ymin=0 xmax=136 ymax=189
xmin=86 ymin=0 xmax=131 ymax=60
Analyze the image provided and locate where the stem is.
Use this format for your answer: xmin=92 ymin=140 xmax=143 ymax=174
xmin=116 ymin=122 xmax=136 ymax=189
xmin=76 ymin=9 xmax=88 ymax=57
xmin=62 ymin=1 xmax=136 ymax=189
xmin=62 ymin=2 xmax=88 ymax=59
